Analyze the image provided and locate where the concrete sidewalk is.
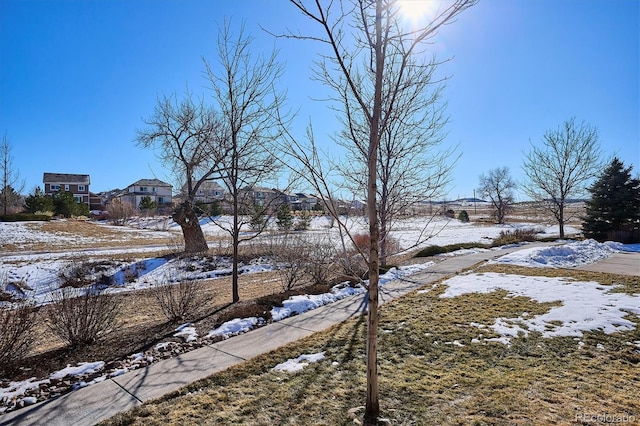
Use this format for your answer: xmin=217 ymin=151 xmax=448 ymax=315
xmin=575 ymin=251 xmax=640 ymax=276
xmin=3 ymin=242 xmax=634 ymax=426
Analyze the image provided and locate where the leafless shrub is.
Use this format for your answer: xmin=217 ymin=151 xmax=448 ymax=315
xmin=270 ymin=235 xmax=311 ymax=291
xmin=58 ymin=262 xmax=115 ymax=288
xmin=45 ymin=285 xmax=120 ymax=347
xmin=0 ymin=301 xmax=38 ymax=372
xmin=305 ymin=236 xmax=338 ymax=286
xmin=151 ymin=273 xmax=208 ymax=322
xmin=107 ymin=198 xmax=136 ymax=226
xmin=492 ymin=228 xmax=538 ymax=246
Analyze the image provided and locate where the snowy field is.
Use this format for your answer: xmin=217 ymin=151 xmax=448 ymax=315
xmin=0 ymin=215 xmax=579 ymax=305
xmin=0 ymin=216 xmax=639 ymax=411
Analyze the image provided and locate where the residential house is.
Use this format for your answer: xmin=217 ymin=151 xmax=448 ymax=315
xmin=189 ymin=181 xmax=225 ymax=203
xmin=118 ymin=178 xmax=173 ymax=209
xmin=273 ymin=189 xmax=299 ymax=210
xmin=43 ymin=172 xmax=90 ymax=207
xmin=238 ymin=186 xmax=278 ymax=208
xmin=295 ymin=193 xmax=321 ymax=211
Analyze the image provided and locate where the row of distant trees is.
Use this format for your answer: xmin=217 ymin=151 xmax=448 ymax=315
xmin=475 ymin=118 xmax=639 ymax=243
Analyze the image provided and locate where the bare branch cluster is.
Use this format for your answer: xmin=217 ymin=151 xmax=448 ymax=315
xmin=151 ymin=272 xmax=208 ymax=322
xmin=45 ymin=285 xmax=120 ymax=347
xmin=0 ymin=301 xmax=38 ymax=373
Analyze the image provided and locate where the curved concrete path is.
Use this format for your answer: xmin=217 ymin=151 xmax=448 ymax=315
xmin=2 ymin=242 xmax=637 ymax=426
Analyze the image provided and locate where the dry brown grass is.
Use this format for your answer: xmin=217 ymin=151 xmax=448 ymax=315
xmin=101 ymin=267 xmax=639 ymax=426
xmin=1 ymin=220 xmax=183 ymax=252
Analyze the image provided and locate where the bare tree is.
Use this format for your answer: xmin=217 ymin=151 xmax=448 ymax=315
xmin=283 ymin=1 xmax=477 ymax=422
xmin=477 ymin=167 xmax=516 ymax=224
xmin=136 ymin=94 xmax=228 ymax=253
xmin=107 ymin=198 xmax=136 ymax=226
xmin=336 ymin=56 xmax=457 ymax=266
xmin=522 ymin=117 xmax=603 ymax=237
xmin=0 ymin=132 xmax=25 ymax=215
xmin=203 ymin=21 xmax=287 ymax=303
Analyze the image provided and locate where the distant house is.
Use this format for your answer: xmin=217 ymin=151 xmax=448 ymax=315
xmin=43 ymin=172 xmax=90 ymax=207
xmin=238 ymin=186 xmax=278 ymax=208
xmin=118 ymin=178 xmax=173 ymax=209
xmin=295 ymin=193 xmax=321 ymax=211
xmin=189 ymin=181 xmax=225 ymax=203
xmin=273 ymin=189 xmax=299 ymax=209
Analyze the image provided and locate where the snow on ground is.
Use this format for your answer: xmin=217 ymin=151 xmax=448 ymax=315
xmin=440 ymin=272 xmax=640 ymax=345
xmin=0 ymin=221 xmax=174 ymax=250
xmin=0 ymin=215 xmax=581 ymax=305
xmin=0 ymin=220 xmax=637 ymax=410
xmin=174 ymin=323 xmax=198 ymax=343
xmin=49 ymin=362 xmax=105 ymax=380
xmin=272 ymin=352 xmax=325 ymax=373
xmin=271 ymin=263 xmax=434 ymax=321
xmin=205 ymin=317 xmax=265 ymax=340
xmin=489 ymin=239 xmax=618 ymax=268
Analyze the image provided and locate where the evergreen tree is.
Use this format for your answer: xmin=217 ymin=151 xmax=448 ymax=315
xmin=53 ymin=190 xmax=86 ymax=218
xmin=0 ymin=185 xmax=22 ymax=214
xmin=276 ymin=203 xmax=293 ymax=231
xmin=25 ymin=186 xmax=54 ymax=213
xmin=249 ymin=203 xmax=266 ymax=231
xmin=583 ymin=158 xmax=640 ymax=243
xmin=139 ymin=196 xmax=158 ymax=211
xmin=457 ymin=210 xmax=470 ymax=223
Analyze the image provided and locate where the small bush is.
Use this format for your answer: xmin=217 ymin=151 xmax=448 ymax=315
xmin=492 ymin=228 xmax=538 ymax=246
xmin=0 ymin=301 xmax=39 ymax=373
xmin=458 ymin=210 xmax=469 ymax=222
xmin=0 ymin=213 xmax=51 ymax=222
xmin=151 ymin=274 xmax=208 ymax=322
xmin=271 ymin=236 xmax=310 ymax=291
xmin=352 ymin=233 xmax=370 ymax=253
xmin=415 ymin=242 xmax=490 ymax=258
xmin=305 ymin=237 xmax=338 ymax=286
xmin=45 ymin=285 xmax=120 ymax=347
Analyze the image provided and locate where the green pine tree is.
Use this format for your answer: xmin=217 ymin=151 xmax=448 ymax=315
xmin=582 ymin=158 xmax=640 ymax=243
xmin=25 ymin=187 xmax=54 ymax=213
xmin=276 ymin=203 xmax=293 ymax=231
xmin=139 ymin=196 xmax=158 ymax=211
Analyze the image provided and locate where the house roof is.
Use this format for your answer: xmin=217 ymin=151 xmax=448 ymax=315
xmin=129 ymin=178 xmax=172 ymax=188
xmin=43 ymin=173 xmax=90 ymax=185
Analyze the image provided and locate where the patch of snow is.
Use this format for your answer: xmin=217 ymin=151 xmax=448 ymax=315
xmin=49 ymin=361 xmax=105 ymax=380
xmin=440 ymin=272 xmax=640 ymax=344
xmin=0 ymin=378 xmax=50 ymax=401
xmin=205 ymin=317 xmax=265 ymax=340
xmin=174 ymin=323 xmax=198 ymax=342
xmin=272 ymin=352 xmax=326 ymax=373
xmin=490 ymin=239 xmax=616 ymax=268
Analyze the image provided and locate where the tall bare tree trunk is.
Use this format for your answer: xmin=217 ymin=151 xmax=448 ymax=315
xmin=173 ymin=201 xmax=208 ymax=253
xmin=364 ymin=1 xmax=383 ymax=423
xmin=232 ymin=189 xmax=240 ymax=303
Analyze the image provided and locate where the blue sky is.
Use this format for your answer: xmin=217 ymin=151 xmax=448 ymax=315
xmin=1 ymin=0 xmax=638 ymax=200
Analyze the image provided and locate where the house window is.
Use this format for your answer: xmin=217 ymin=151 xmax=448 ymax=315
xmin=78 ymin=185 xmax=85 ymax=191
xmin=51 ymin=184 xmax=60 ymax=191
xmin=65 ymin=184 xmax=69 ymax=191
xmin=74 ymin=196 xmax=82 ymax=203
xmin=140 ymin=187 xmax=148 ymax=192
xmin=158 ymin=197 xmax=165 ymax=204
xmin=257 ymin=192 xmax=264 ymax=199
xmin=152 ymin=187 xmax=157 ymax=193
